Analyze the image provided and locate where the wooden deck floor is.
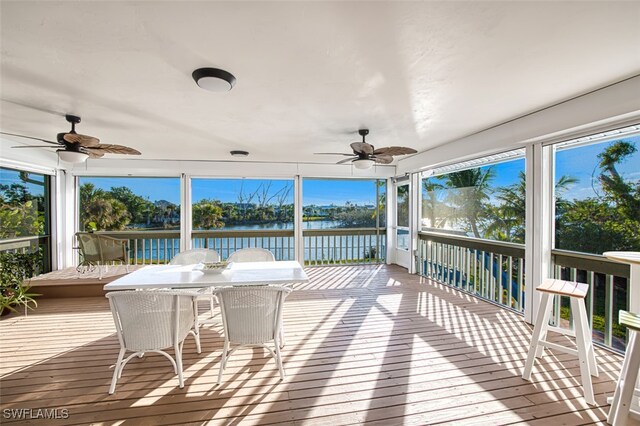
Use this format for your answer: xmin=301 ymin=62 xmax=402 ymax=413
xmin=0 ymin=265 xmax=634 ymax=425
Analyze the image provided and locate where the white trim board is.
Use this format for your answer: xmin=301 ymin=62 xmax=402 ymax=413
xmin=397 ymin=75 xmax=640 ymax=175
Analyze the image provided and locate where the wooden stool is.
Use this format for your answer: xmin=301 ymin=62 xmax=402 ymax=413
xmin=608 ymin=310 xmax=640 ymax=425
xmin=522 ymin=278 xmax=599 ymax=405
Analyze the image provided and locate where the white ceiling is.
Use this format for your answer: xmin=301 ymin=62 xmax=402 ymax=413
xmin=1 ymin=1 xmax=639 ymax=165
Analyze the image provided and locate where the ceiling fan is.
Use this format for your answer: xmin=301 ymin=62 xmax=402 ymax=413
xmin=1 ymin=114 xmax=141 ymax=163
xmin=316 ymin=129 xmax=417 ymax=169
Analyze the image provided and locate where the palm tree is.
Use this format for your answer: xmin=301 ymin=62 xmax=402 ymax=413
xmin=487 ymin=171 xmax=577 ymax=243
xmin=444 ymin=167 xmax=495 ymax=238
xmin=422 ymin=179 xmax=446 ymax=229
xmin=597 ymin=140 xmax=639 ymax=222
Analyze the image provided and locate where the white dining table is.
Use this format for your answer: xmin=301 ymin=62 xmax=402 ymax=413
xmin=103 ymin=260 xmax=309 ymax=291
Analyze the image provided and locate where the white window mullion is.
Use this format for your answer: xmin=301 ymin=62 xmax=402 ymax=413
xmin=294 ymin=175 xmax=304 ymax=263
xmin=180 ymin=173 xmax=192 ymax=253
xmin=524 ymin=143 xmax=554 ymax=324
xmin=386 ymin=177 xmax=396 ymax=265
xmin=409 ymin=172 xmax=420 ymax=274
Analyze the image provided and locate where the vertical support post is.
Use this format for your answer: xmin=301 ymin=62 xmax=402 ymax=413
xmin=409 ymin=172 xmax=420 ymax=274
xmin=524 ymin=143 xmax=553 ymax=324
xmin=63 ymin=173 xmax=78 ymax=269
xmin=180 ymin=173 xmax=192 ymax=253
xmin=386 ymin=177 xmax=395 ymax=265
xmin=49 ymin=170 xmax=59 ymax=271
xmin=294 ymin=175 xmax=304 ymax=264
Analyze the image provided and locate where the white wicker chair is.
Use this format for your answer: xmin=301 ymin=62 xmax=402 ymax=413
xmin=170 ymin=249 xmax=221 ymax=317
xmin=227 ymin=248 xmax=275 ymax=263
xmin=214 ymin=286 xmax=292 ymax=384
xmin=106 ymin=290 xmax=202 ymax=394
xmin=169 ymin=249 xmax=220 ymax=265
xmin=225 ymin=248 xmax=288 ymax=346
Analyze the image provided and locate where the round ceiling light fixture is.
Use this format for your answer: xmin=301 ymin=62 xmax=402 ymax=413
xmin=192 ymin=68 xmax=236 ymax=92
xmin=230 ymin=150 xmax=249 ymax=157
xmin=353 ymin=158 xmax=375 ymax=170
xmin=57 ymin=150 xmax=89 ymax=163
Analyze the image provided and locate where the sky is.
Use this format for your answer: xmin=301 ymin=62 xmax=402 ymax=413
xmin=423 ymin=135 xmax=639 ymax=203
xmin=555 ymin=135 xmax=639 ymax=200
xmin=0 ymin=168 xmax=46 ymax=196
xmin=76 ymin=177 xmax=383 ymax=206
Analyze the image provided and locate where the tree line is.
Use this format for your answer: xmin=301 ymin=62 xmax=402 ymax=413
xmin=422 ymin=141 xmax=639 ymax=253
xmin=78 ymin=180 xmax=384 ymax=231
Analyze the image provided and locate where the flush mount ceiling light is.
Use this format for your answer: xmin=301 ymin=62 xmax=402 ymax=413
xmin=192 ymin=68 xmax=236 ymax=92
xmin=352 ymin=158 xmax=375 ymax=170
xmin=230 ymin=150 xmax=249 ymax=157
xmin=58 ymin=150 xmax=88 ymax=163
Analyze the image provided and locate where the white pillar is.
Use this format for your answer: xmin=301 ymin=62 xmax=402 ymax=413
xmin=59 ymin=171 xmax=76 ymax=269
xmin=180 ymin=173 xmax=192 ymax=252
xmin=386 ymin=177 xmax=395 ymax=265
xmin=409 ymin=172 xmax=420 ymax=274
xmin=294 ymin=175 xmax=304 ymax=263
xmin=524 ymin=143 xmax=554 ymax=324
xmin=51 ymin=170 xmax=62 ymax=270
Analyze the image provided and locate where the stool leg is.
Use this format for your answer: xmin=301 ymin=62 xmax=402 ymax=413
xmin=608 ymin=330 xmax=640 ymax=426
xmin=523 ymin=292 xmax=554 ymax=380
xmin=577 ymin=299 xmax=598 ymax=377
xmin=571 ymin=297 xmax=595 ymax=405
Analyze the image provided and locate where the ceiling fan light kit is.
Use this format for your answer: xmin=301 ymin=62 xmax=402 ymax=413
xmin=57 ymin=150 xmax=88 ymax=163
xmin=353 ymin=158 xmax=375 ymax=169
xmin=192 ymin=67 xmax=236 ymax=92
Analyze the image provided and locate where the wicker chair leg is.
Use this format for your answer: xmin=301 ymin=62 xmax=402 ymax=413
xmin=279 ymin=326 xmax=286 ymax=349
xmin=217 ymin=340 xmax=229 ymax=385
xmin=274 ymin=341 xmax=285 ymax=380
xmin=176 ymin=342 xmax=184 ymax=388
xmin=109 ymin=348 xmax=126 ymax=394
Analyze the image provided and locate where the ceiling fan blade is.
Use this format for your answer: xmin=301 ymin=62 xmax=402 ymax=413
xmin=11 ymin=145 xmax=60 ymax=148
xmin=373 ymin=155 xmax=393 ymax=164
xmin=350 ymin=142 xmax=374 ymax=155
xmin=337 ymin=156 xmax=357 ymax=164
xmin=81 ymin=149 xmax=105 ymax=159
xmin=85 ymin=144 xmax=141 ymax=155
xmin=63 ymin=133 xmax=100 ymax=147
xmin=373 ymin=146 xmax=418 ymax=156
xmin=314 ymin=152 xmax=356 ymax=156
xmin=1 ymin=132 xmax=59 ymax=145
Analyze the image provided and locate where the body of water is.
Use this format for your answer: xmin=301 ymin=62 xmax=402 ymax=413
xmin=126 ymin=220 xmax=385 ymax=263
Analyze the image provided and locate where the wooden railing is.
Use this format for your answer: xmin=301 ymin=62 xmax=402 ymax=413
xmin=417 ymin=231 xmax=525 ymax=312
xmin=78 ymin=228 xmax=386 ymax=266
xmin=77 ymin=230 xmax=181 ymax=265
xmin=304 ymin=228 xmax=386 ymax=265
xmin=0 ymin=236 xmax=41 ymax=254
xmin=552 ymin=249 xmax=630 ymax=352
xmin=416 ymin=231 xmax=631 ymax=353
xmin=0 ymin=235 xmax=51 ymax=273
xmin=192 ymin=229 xmax=294 ymax=261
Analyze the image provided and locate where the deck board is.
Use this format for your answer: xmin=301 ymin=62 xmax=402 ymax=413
xmin=1 ymin=264 xmax=636 ymax=425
